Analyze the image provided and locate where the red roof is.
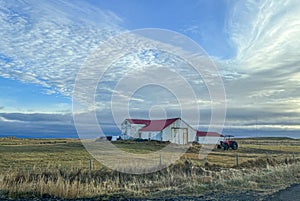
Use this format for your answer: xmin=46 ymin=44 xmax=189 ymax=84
xmin=196 ymin=131 xmax=222 ymax=137
xmin=126 ymin=118 xmax=180 ymax=132
xmin=127 ymin=119 xmax=151 ymax=125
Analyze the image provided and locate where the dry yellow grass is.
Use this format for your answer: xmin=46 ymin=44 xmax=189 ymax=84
xmin=0 ymin=137 xmax=300 ymax=199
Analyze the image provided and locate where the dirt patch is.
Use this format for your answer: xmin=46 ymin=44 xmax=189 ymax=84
xmin=264 ymin=183 xmax=300 ymax=201
xmin=0 ymin=191 xmax=267 ymax=201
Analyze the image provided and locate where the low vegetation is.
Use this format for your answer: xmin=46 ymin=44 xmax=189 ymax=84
xmin=0 ymin=137 xmax=300 ymax=199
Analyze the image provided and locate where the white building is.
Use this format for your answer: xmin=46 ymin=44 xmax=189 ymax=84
xmin=121 ymin=118 xmax=197 ymax=145
xmin=196 ymin=131 xmax=223 ymax=144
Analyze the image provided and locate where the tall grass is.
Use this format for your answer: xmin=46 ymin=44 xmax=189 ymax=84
xmin=1 ymin=138 xmax=300 ymax=199
xmin=1 ymin=157 xmax=300 ymax=199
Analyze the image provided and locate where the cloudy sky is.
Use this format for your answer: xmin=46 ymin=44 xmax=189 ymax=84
xmin=0 ymin=0 xmax=300 ymax=138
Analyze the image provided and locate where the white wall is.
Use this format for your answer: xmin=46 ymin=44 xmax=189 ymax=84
xmin=121 ymin=120 xmax=145 ymax=139
xmin=162 ymin=119 xmax=197 ymax=144
xmin=140 ymin=131 xmax=161 ymax=140
xmin=197 ymin=136 xmax=221 ymax=145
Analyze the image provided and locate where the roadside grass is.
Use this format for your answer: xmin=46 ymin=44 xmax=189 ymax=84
xmin=1 ymin=159 xmax=300 ymax=199
xmin=0 ymin=137 xmax=300 ymax=199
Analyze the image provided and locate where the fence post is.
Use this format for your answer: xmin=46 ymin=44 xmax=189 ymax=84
xmin=159 ymin=152 xmax=162 ymax=167
xmin=293 ymin=152 xmax=295 ymax=164
xmin=90 ymin=159 xmax=93 ymax=171
xmin=203 ymin=156 xmax=207 ymax=166
xmin=236 ymin=153 xmax=239 ymax=167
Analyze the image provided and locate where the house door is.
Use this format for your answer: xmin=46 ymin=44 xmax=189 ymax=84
xmin=183 ymin=129 xmax=188 ymax=144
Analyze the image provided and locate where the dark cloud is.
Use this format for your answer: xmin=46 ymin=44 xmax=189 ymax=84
xmin=0 ymin=112 xmax=76 ymax=138
xmin=0 ymin=112 xmax=120 ymax=138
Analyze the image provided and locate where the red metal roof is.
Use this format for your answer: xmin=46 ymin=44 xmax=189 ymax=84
xmin=127 ymin=119 xmax=151 ymax=125
xmin=126 ymin=118 xmax=180 ymax=132
xmin=196 ymin=131 xmax=222 ymax=137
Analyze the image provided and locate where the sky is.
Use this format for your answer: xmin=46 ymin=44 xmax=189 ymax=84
xmin=0 ymin=0 xmax=300 ymax=138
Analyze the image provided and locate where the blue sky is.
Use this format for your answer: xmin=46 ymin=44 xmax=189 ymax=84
xmin=0 ymin=0 xmax=300 ymax=138
xmin=90 ymin=0 xmax=235 ymax=58
xmin=0 ymin=77 xmax=70 ymax=113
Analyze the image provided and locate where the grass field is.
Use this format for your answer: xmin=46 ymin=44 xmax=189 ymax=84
xmin=0 ymin=137 xmax=300 ymax=199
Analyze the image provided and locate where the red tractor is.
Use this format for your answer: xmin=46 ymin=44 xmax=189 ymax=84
xmin=217 ymin=135 xmax=238 ymax=150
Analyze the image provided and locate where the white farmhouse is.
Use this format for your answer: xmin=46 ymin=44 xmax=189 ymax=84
xmin=121 ymin=118 xmax=197 ymax=145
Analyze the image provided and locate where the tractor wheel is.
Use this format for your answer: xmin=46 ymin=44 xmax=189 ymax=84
xmin=217 ymin=145 xmax=222 ymax=149
xmin=231 ymin=141 xmax=238 ymax=150
xmin=223 ymin=144 xmax=229 ymax=150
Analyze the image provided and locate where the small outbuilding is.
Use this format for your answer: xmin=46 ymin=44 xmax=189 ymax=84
xmin=196 ymin=131 xmax=223 ymax=144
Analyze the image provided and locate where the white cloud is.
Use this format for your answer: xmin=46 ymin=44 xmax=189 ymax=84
xmin=216 ymin=0 xmax=300 ymax=126
xmin=0 ymin=116 xmax=23 ymax=123
xmin=0 ymin=0 xmax=122 ymax=96
xmin=227 ymin=0 xmax=300 ymax=72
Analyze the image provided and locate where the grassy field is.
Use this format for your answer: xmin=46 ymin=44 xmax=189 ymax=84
xmin=0 ymin=137 xmax=300 ymax=199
